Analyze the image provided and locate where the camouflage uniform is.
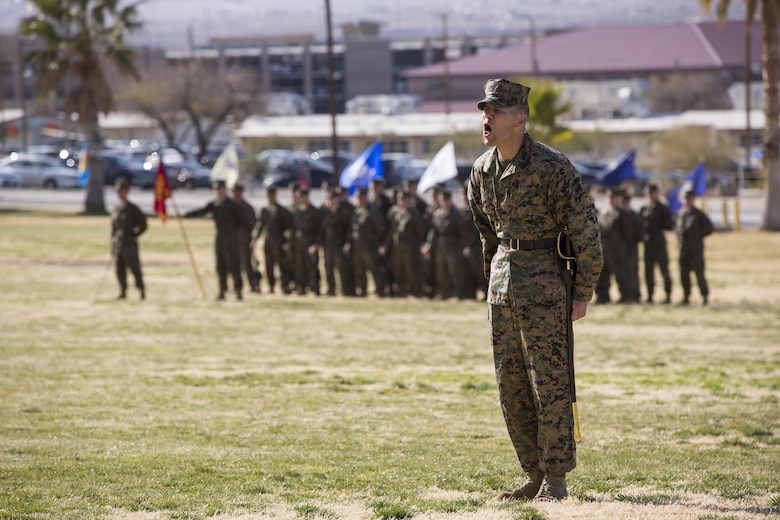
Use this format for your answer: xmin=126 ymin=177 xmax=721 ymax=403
xmin=348 ymin=194 xmax=386 ymax=297
xmin=640 ymin=198 xmax=674 ymax=302
xmin=426 ymin=196 xmax=471 ymax=299
xmin=292 ymin=197 xmax=323 ymax=295
xmin=111 ymin=197 xmax=147 ymax=298
xmin=256 ymin=196 xmax=294 ymax=294
xmin=595 ymin=201 xmax=633 ymax=303
xmin=234 ymin=194 xmax=260 ymax=292
xmin=460 ymin=191 xmax=486 ymax=300
xmin=622 ymin=200 xmax=644 ymax=303
xmin=385 ymin=196 xmax=426 ymax=297
xmin=676 ymin=202 xmax=713 ymax=303
xmin=321 ymin=192 xmax=354 ymax=296
xmin=370 ymin=183 xmax=393 ymax=297
xmin=185 ymin=195 xmax=244 ymax=298
xmin=468 ymin=132 xmax=603 ymax=478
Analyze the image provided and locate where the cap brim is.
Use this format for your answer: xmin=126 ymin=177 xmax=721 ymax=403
xmin=477 ymin=97 xmax=512 ymax=110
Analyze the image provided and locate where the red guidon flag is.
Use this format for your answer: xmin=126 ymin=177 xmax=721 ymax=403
xmin=153 ymin=159 xmax=171 ymax=222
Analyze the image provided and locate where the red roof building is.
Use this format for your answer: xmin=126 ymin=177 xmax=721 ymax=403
xmin=402 ymin=20 xmax=763 ymax=113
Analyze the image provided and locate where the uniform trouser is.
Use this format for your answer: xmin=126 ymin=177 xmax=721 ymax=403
xmin=353 ymin=244 xmax=382 ymax=297
xmin=434 ymin=245 xmax=465 ymax=299
xmin=624 ymin=247 xmax=640 ymax=301
xmin=264 ymin=240 xmax=291 ymax=292
xmin=392 ymin=244 xmax=421 ymax=297
xmin=595 ymin=249 xmax=627 ymax=302
xmin=293 ymin=240 xmax=320 ymax=294
xmin=116 ymin=241 xmax=144 ymax=292
xmin=324 ymin=244 xmax=349 ymax=295
xmin=340 ymin=250 xmax=355 ymax=296
xmin=679 ymin=248 xmax=708 ymax=300
xmin=237 ymin=232 xmax=259 ymax=289
xmin=489 ymin=301 xmax=576 ymax=477
xmin=643 ymin=242 xmax=672 ymax=298
xmin=462 ymin=249 xmax=486 ymax=300
xmin=216 ymin=236 xmax=242 ymax=294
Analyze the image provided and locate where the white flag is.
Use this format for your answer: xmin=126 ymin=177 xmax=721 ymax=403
xmin=210 ymin=142 xmax=240 ymax=188
xmin=417 ymin=141 xmax=457 ymax=195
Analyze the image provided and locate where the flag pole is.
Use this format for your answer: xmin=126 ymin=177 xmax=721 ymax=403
xmin=169 ymin=195 xmax=208 ymax=300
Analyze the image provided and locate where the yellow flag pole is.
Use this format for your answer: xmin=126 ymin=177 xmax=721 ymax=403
xmin=168 ymin=195 xmax=208 ymax=300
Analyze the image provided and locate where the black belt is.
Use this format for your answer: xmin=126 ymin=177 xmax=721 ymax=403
xmin=500 ymin=237 xmax=557 ymax=250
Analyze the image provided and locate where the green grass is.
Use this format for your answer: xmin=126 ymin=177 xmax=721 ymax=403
xmin=1 ymin=210 xmax=779 ymax=519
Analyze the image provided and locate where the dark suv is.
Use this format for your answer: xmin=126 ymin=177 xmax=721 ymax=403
xmin=102 ymin=153 xmax=156 ymax=188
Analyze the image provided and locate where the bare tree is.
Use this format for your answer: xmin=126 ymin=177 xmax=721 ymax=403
xmin=119 ymin=61 xmax=258 ymax=160
xmin=647 ymin=72 xmax=732 ymax=113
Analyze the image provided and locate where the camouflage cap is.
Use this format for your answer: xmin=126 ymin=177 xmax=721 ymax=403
xmin=477 ymin=78 xmax=531 ymax=110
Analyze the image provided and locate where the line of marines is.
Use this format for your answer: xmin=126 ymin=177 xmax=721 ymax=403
xmin=183 ymin=178 xmax=486 ymax=301
xmin=112 ymin=178 xmax=713 ymax=306
xmin=596 ymin=183 xmax=713 ymax=306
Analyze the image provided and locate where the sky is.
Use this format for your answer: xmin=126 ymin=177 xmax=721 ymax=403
xmin=1 ymin=0 xmax=746 ymax=50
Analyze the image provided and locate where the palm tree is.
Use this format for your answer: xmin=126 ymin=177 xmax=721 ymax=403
xmin=700 ymin=0 xmax=780 ymax=230
xmin=19 ymin=0 xmax=143 ymax=214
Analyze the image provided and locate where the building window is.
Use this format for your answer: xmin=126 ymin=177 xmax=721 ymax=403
xmin=427 ymin=80 xmax=444 ymax=101
xmin=384 ymin=140 xmax=408 ymax=153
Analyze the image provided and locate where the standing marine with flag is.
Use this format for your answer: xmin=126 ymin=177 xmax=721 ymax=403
xmin=467 ymin=78 xmax=603 ymax=501
xmin=184 ymin=180 xmax=244 ymax=301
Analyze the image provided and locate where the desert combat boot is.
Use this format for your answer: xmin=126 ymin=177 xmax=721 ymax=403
xmin=497 ymin=470 xmax=544 ymax=501
xmin=536 ymin=473 xmax=568 ymax=501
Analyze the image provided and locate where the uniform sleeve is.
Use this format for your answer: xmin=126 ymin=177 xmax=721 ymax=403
xmin=467 ymin=169 xmax=499 ymax=280
xmin=133 ymin=206 xmax=148 ymax=237
xmin=548 ymin=161 xmax=604 ymax=302
xmin=184 ymin=202 xmax=213 ymax=218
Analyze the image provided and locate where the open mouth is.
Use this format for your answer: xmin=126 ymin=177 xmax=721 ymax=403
xmin=483 ymin=124 xmax=492 ymax=137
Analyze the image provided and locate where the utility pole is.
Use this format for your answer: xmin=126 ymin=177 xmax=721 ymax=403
xmin=441 ymin=13 xmax=451 ymax=115
xmin=324 ymin=0 xmax=340 ymax=182
xmin=744 ymin=14 xmax=754 ymax=173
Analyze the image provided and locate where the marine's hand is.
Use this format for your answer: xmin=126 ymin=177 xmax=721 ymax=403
xmin=572 ymin=300 xmax=588 ymax=321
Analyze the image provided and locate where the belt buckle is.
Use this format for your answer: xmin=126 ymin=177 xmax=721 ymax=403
xmin=509 ymin=238 xmax=519 ymax=250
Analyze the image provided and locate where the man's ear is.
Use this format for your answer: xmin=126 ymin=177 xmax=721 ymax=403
xmin=516 ymin=114 xmax=527 ymax=127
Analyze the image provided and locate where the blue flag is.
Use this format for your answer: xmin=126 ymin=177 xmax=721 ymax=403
xmin=595 ymin=149 xmax=635 ymax=188
xmin=77 ymin=144 xmax=90 ymax=188
xmin=667 ymin=163 xmax=707 ymax=214
xmin=338 ymin=141 xmax=383 ymax=191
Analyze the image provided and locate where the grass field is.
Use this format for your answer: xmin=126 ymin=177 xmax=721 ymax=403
xmin=1 ymin=209 xmax=779 ymax=520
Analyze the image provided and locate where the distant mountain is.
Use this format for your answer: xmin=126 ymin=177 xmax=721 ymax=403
xmin=1 ymin=0 xmax=746 ymax=50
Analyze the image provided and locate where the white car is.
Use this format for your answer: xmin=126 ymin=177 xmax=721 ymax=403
xmin=0 ymin=153 xmax=80 ymax=188
xmin=0 ymin=170 xmax=21 ymax=187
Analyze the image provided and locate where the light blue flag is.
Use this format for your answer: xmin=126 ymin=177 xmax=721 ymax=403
xmin=77 ymin=144 xmax=90 ymax=188
xmin=338 ymin=141 xmax=383 ymax=192
xmin=667 ymin=163 xmax=707 ymax=214
xmin=595 ymin=149 xmax=635 ymax=188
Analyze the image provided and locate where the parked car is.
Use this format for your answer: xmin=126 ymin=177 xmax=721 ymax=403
xmin=310 ymin=149 xmax=357 ymax=175
xmin=0 ymin=153 xmax=80 ymax=188
xmin=256 ymin=149 xmax=297 ymax=172
xmin=101 ymin=152 xmax=156 ymax=189
xmin=262 ymin=153 xmax=334 ymax=189
xmin=146 ymin=148 xmax=212 ymax=189
xmin=381 ymin=152 xmax=429 ymax=186
xmin=0 ymin=170 xmax=21 ymax=187
xmin=26 ymin=145 xmax=79 ymax=168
